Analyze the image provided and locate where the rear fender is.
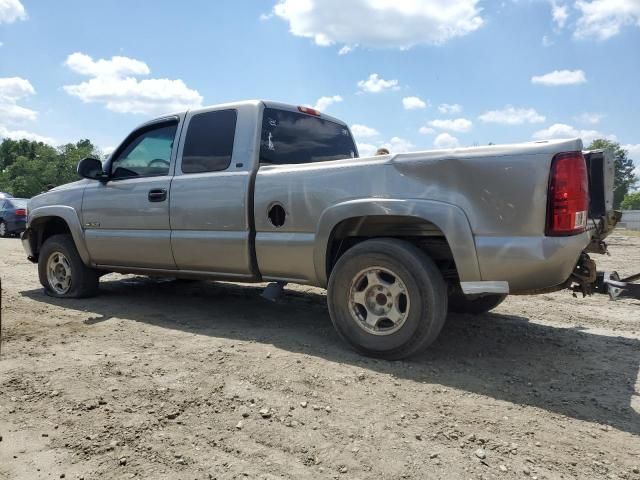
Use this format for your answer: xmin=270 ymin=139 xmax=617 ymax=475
xmin=314 ymin=198 xmax=482 ymax=287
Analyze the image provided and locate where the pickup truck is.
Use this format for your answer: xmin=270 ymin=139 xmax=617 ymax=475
xmin=21 ymin=100 xmax=624 ymax=359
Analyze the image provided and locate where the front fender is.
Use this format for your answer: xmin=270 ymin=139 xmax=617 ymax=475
xmin=28 ymin=206 xmax=91 ymax=265
xmin=313 ymin=198 xmax=482 ymax=287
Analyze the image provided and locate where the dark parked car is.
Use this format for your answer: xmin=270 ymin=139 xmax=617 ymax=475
xmin=0 ymin=197 xmax=28 ymax=237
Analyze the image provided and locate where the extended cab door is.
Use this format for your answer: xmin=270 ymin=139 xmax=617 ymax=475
xmin=82 ymin=117 xmax=180 ymax=269
xmin=169 ymin=105 xmax=256 ymax=278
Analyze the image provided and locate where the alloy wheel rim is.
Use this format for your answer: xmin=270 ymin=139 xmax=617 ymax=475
xmin=348 ymin=266 xmax=410 ymax=336
xmin=0 ymin=222 xmax=5 ymax=236
xmin=46 ymin=251 xmax=72 ymax=294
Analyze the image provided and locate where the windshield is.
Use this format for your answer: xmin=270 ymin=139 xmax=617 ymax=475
xmin=260 ymin=108 xmax=357 ymax=165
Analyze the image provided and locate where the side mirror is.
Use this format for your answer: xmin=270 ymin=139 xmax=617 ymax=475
xmin=77 ymin=157 xmax=108 ymax=182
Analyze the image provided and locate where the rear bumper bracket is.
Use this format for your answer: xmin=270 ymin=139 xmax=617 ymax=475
xmin=593 ymin=271 xmax=640 ymax=300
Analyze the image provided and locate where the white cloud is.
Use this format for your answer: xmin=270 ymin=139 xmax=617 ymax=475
xmin=0 ymin=77 xmax=38 ymax=124
xmin=575 ymin=0 xmax=640 ymax=40
xmin=0 ymin=76 xmax=54 ymax=144
xmin=623 ymin=144 xmax=640 ymax=162
xmin=0 ymin=102 xmax=37 ymax=124
xmin=381 ymin=136 xmax=415 ymax=153
xmin=402 ymin=96 xmax=427 ymax=110
xmin=357 ymin=143 xmax=378 ymax=157
xmin=101 ymin=145 xmax=117 ymax=156
xmin=65 ymin=52 xmax=149 ymax=78
xmin=0 ymin=76 xmax=35 ymax=101
xmin=313 ymin=95 xmax=343 ymax=111
xmin=532 ymin=69 xmax=587 ymax=86
xmin=428 ymin=118 xmax=473 ymax=132
xmin=358 ymin=136 xmax=416 ymax=156
xmin=434 ymin=132 xmax=460 ymax=149
xmin=0 ymin=0 xmax=26 ymax=23
xmin=357 ymin=73 xmax=399 ymax=93
xmin=0 ymin=125 xmax=54 ymax=144
xmin=419 ymin=126 xmax=435 ymax=135
xmin=479 ymin=106 xmax=545 ymax=125
xmin=532 ymin=123 xmax=578 ymax=139
xmin=351 ymin=124 xmax=379 ymax=138
xmin=271 ymin=0 xmax=484 ymax=49
xmin=542 ymin=35 xmax=555 ymax=46
xmin=338 ymin=45 xmax=354 ymax=55
xmin=63 ymin=52 xmax=203 ymax=115
xmin=438 ymin=103 xmax=462 ymax=114
xmin=550 ymin=1 xmax=569 ymax=28
xmin=532 ymin=123 xmax=616 ymax=145
xmin=574 ymin=112 xmax=604 ymax=125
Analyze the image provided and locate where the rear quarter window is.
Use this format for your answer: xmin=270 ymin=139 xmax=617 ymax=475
xmin=181 ymin=109 xmax=237 ymax=174
xmin=259 ymin=108 xmax=357 ymax=165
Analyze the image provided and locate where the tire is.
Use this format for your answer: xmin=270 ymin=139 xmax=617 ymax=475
xmin=327 ymin=238 xmax=447 ymax=360
xmin=0 ymin=221 xmax=8 ymax=238
xmin=448 ymin=290 xmax=507 ymax=315
xmin=38 ymin=234 xmax=99 ymax=298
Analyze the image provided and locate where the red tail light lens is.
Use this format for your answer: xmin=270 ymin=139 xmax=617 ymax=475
xmin=15 ymin=209 xmax=26 ymax=216
xmin=546 ymin=151 xmax=589 ymax=236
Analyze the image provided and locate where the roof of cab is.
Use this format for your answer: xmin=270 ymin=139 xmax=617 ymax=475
xmin=138 ymin=100 xmax=348 ymax=129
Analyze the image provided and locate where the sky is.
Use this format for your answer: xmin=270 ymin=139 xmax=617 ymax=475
xmin=0 ymin=0 xmax=639 ymax=173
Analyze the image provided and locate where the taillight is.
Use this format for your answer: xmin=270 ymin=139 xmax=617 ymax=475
xmin=15 ymin=209 xmax=26 ymax=216
xmin=546 ymin=151 xmax=589 ymax=236
xmin=297 ymin=106 xmax=321 ymax=116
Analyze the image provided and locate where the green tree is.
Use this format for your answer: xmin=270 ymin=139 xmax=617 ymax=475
xmin=587 ymin=139 xmax=638 ymax=209
xmin=0 ymin=138 xmax=99 ymax=197
xmin=621 ymin=192 xmax=640 ymax=210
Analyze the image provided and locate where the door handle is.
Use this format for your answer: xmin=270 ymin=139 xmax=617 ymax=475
xmin=148 ymin=188 xmax=167 ymax=202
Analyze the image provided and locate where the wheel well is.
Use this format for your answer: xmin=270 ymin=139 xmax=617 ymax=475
xmin=326 ymin=215 xmax=459 ymax=282
xmin=30 ymin=216 xmax=72 ymax=258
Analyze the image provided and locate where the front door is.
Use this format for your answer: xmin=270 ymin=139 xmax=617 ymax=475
xmin=82 ymin=118 xmax=180 ymax=269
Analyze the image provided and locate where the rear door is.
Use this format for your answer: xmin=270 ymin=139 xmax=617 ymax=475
xmin=82 ymin=118 xmax=181 ymax=269
xmin=169 ymin=106 xmax=255 ymax=278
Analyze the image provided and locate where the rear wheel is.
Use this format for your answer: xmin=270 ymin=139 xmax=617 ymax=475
xmin=448 ymin=290 xmax=507 ymax=315
xmin=38 ymin=234 xmax=99 ymax=298
xmin=327 ymin=239 xmax=447 ymax=360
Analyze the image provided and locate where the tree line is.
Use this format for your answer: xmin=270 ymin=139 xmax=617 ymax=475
xmin=0 ymin=138 xmax=102 ymax=198
xmin=0 ymin=137 xmax=637 ymax=207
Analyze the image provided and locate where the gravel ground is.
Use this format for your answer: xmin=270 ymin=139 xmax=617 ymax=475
xmin=1 ymin=232 xmax=639 ymax=480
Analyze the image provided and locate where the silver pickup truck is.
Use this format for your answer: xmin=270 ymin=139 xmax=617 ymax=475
xmin=21 ymin=100 xmax=624 ymax=359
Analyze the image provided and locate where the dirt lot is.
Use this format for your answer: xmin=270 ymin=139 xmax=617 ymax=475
xmin=1 ymin=233 xmax=639 ymax=480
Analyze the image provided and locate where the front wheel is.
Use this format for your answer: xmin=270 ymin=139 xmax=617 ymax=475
xmin=0 ymin=221 xmax=8 ymax=238
xmin=327 ymin=239 xmax=447 ymax=360
xmin=38 ymin=234 xmax=99 ymax=298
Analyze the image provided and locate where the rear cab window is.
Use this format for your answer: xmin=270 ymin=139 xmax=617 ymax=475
xmin=259 ymin=108 xmax=357 ymax=165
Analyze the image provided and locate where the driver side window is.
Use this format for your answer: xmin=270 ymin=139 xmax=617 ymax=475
xmin=111 ymin=122 xmax=178 ymax=180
